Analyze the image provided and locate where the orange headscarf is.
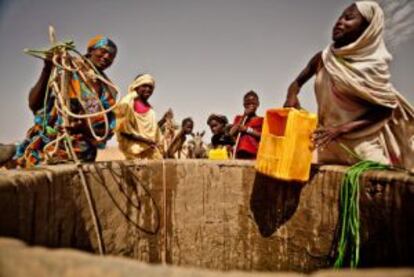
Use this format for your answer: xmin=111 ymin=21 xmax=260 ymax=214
xmin=87 ymin=35 xmax=117 ymax=53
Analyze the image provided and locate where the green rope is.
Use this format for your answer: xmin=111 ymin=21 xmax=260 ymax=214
xmin=334 ymin=144 xmax=390 ymax=268
xmin=23 ymin=40 xmax=76 ymax=59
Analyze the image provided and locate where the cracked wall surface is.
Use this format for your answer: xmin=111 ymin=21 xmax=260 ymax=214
xmin=0 ymin=160 xmax=413 ymax=272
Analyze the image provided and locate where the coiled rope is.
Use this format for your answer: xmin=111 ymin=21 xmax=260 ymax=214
xmin=25 ymin=26 xmax=121 ymax=255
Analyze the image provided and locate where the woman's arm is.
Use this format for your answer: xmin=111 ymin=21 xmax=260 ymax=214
xmin=284 ymin=52 xmax=322 ymax=109
xmin=313 ymin=106 xmax=393 ymax=148
xmin=121 ymin=132 xmax=157 ymax=147
xmin=28 ymin=61 xmax=53 ymax=113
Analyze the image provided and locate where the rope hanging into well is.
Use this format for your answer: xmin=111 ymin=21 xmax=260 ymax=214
xmin=25 ymin=26 xmax=121 ymax=255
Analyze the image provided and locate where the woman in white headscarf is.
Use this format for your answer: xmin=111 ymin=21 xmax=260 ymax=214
xmin=115 ymin=74 xmax=171 ymax=160
xmin=284 ymin=1 xmax=414 ymax=170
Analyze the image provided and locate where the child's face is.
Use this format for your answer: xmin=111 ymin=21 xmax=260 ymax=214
xmin=135 ymin=84 xmax=154 ymax=102
xmin=208 ymin=119 xmax=224 ymax=135
xmin=182 ymin=121 xmax=194 ymax=135
xmin=243 ymin=95 xmax=259 ymax=115
xmin=332 ymin=4 xmax=368 ymax=47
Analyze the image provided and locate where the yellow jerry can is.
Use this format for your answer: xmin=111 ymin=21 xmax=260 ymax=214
xmin=255 ymin=108 xmax=317 ymax=182
xmin=208 ymin=147 xmax=230 ymax=160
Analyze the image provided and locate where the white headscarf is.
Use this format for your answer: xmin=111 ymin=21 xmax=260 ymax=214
xmin=115 ymin=73 xmax=162 ymax=159
xmin=322 ymin=1 xmax=397 ymax=109
xmin=319 ymin=1 xmax=414 ymax=170
xmin=117 ymin=74 xmax=156 ymax=107
xmin=128 ymin=74 xmax=155 ymax=94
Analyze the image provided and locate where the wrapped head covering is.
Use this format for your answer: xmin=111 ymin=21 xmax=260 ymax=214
xmin=322 ymin=1 xmax=397 ymax=109
xmin=87 ymin=35 xmax=117 ymax=54
xmin=115 ymin=73 xmax=162 ymax=160
xmin=316 ymin=1 xmax=414 ymax=170
xmin=128 ymin=74 xmax=156 ymax=94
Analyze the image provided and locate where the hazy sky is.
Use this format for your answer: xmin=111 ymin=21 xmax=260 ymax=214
xmin=1 ymin=0 xmax=413 ymax=144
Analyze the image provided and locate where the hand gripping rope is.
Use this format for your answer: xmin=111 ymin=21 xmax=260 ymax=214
xmin=25 ymin=26 xmax=121 ymax=255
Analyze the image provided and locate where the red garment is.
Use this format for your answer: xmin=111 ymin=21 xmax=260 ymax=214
xmin=134 ymin=99 xmax=151 ymax=114
xmin=233 ymin=115 xmax=263 ymax=159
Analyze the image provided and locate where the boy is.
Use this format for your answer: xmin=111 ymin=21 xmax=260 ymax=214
xmin=230 ymin=91 xmax=263 ymax=159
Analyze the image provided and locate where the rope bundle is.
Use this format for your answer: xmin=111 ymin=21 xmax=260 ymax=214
xmin=24 ymin=26 xmax=120 ymax=164
xmin=24 ymin=26 xmax=121 ymax=255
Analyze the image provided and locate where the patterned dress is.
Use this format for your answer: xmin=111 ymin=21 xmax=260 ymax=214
xmin=15 ymin=60 xmax=117 ymax=167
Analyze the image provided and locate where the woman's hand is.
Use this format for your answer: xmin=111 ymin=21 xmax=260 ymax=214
xmin=149 ymin=141 xmax=159 ymax=149
xmin=312 ymin=125 xmax=345 ymax=149
xmin=136 ymin=136 xmax=158 ymax=149
xmin=283 ymin=93 xmax=301 ymax=109
xmin=312 ymin=106 xmax=393 ymax=150
xmin=44 ymin=52 xmax=54 ymax=67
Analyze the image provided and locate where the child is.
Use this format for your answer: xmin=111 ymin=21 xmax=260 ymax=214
xmin=207 ymin=114 xmax=234 ymax=149
xmin=166 ymin=117 xmax=194 ymax=159
xmin=230 ymin=91 xmax=263 ymax=159
xmin=115 ymin=74 xmax=171 ymax=160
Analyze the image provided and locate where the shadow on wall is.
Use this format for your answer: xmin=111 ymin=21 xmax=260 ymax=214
xmin=249 ymin=172 xmax=305 ymax=238
xmin=0 ymin=168 xmax=94 ymax=251
xmin=91 ymin=163 xmax=161 ymax=235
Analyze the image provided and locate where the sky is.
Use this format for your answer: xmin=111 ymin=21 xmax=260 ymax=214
xmin=0 ymin=0 xmax=413 ymax=144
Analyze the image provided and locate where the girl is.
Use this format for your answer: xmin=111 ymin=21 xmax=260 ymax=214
xmin=207 ymin=114 xmax=234 ymax=152
xmin=284 ymin=2 xmax=414 ymax=170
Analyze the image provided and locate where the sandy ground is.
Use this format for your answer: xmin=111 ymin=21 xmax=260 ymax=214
xmin=1 ymin=145 xmax=315 ymax=165
xmin=96 ymin=146 xmax=126 ymax=161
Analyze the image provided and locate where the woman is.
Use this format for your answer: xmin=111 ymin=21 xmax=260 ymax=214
xmin=115 ymin=74 xmax=170 ymax=160
xmin=15 ymin=35 xmax=118 ymax=167
xmin=284 ymin=1 xmax=414 ymax=170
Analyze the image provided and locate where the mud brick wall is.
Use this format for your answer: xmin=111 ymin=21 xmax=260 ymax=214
xmin=1 ymin=160 xmax=413 ymax=272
